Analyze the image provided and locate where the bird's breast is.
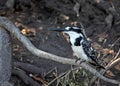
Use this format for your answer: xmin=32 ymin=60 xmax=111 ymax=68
xmin=71 ymin=45 xmax=89 ymax=61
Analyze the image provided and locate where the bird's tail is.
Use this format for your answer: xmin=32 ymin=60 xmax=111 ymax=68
xmin=89 ymin=62 xmax=105 ymax=69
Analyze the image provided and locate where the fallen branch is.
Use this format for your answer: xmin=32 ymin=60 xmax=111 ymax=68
xmin=0 ymin=17 xmax=120 ymax=84
xmin=14 ymin=62 xmax=46 ymax=76
xmin=12 ymin=68 xmax=41 ymax=86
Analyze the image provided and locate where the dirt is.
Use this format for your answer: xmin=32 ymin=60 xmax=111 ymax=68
xmin=0 ymin=0 xmax=120 ymax=86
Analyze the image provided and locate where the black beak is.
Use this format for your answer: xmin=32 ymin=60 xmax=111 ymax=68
xmin=48 ymin=28 xmax=67 ymax=32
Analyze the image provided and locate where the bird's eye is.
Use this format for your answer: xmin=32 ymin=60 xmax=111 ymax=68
xmin=69 ymin=27 xmax=73 ymax=31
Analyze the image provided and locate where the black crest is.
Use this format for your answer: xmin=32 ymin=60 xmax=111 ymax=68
xmin=68 ymin=26 xmax=83 ymax=33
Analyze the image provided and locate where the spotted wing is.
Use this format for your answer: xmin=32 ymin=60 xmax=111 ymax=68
xmin=82 ymin=39 xmax=98 ymax=63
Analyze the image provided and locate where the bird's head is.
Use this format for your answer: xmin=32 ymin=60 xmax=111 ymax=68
xmin=49 ymin=26 xmax=85 ymax=39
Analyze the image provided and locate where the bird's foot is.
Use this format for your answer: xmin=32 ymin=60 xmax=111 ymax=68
xmin=75 ymin=59 xmax=86 ymax=64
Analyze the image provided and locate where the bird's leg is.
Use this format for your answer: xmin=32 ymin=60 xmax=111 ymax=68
xmin=75 ymin=58 xmax=86 ymax=64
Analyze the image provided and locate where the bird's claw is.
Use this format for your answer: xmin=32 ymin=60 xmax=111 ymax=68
xmin=75 ymin=59 xmax=86 ymax=64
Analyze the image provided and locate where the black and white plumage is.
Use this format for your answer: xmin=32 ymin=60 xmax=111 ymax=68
xmin=49 ymin=26 xmax=104 ymax=69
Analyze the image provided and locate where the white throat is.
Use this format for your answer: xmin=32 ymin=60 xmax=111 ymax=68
xmin=64 ymin=31 xmax=83 ymax=45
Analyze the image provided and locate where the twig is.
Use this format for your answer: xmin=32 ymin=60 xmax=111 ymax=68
xmin=110 ymin=37 xmax=120 ymax=49
xmin=47 ymin=71 xmax=68 ymax=86
xmin=0 ymin=17 xmax=120 ymax=84
xmin=47 ymin=67 xmax=78 ymax=86
xmin=44 ymin=67 xmax=57 ymax=77
xmin=112 ymin=48 xmax=120 ymax=60
xmin=106 ymin=58 xmax=120 ymax=70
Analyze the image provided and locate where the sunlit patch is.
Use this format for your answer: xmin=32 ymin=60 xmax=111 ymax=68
xmin=21 ymin=28 xmax=36 ymax=37
xmin=21 ymin=28 xmax=27 ymax=35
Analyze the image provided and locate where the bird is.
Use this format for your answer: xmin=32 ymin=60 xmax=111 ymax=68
xmin=49 ymin=26 xmax=105 ymax=69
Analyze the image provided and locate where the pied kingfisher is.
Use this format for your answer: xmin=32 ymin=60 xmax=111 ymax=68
xmin=49 ymin=26 xmax=104 ymax=69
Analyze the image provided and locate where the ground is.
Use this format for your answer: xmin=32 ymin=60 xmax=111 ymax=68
xmin=0 ymin=0 xmax=120 ymax=86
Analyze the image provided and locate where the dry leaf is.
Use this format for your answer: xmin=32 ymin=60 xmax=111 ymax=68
xmin=92 ymin=42 xmax=103 ymax=50
xmin=60 ymin=14 xmax=69 ymax=20
xmin=103 ymin=48 xmax=114 ymax=54
xmin=98 ymin=33 xmax=108 ymax=38
xmin=30 ymin=74 xmax=48 ymax=84
xmin=71 ymin=21 xmax=78 ymax=26
xmin=114 ymin=63 xmax=120 ymax=71
xmin=106 ymin=70 xmax=115 ymax=77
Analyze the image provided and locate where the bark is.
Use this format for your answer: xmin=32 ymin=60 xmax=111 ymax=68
xmin=0 ymin=27 xmax=11 ymax=82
